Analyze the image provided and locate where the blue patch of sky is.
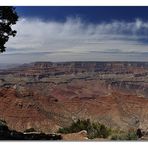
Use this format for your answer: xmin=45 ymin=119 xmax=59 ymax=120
xmin=16 ymin=6 xmax=148 ymax=23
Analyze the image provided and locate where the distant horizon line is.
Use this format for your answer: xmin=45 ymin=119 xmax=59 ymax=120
xmin=1 ymin=60 xmax=148 ymax=65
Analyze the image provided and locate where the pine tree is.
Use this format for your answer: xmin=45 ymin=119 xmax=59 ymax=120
xmin=0 ymin=6 xmax=18 ymax=52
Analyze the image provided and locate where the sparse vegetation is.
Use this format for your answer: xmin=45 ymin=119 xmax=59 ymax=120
xmin=57 ymin=119 xmax=111 ymax=139
xmin=58 ymin=119 xmax=139 ymax=140
xmin=24 ymin=128 xmax=36 ymax=133
xmin=126 ymin=130 xmax=137 ymax=140
xmin=111 ymin=129 xmax=138 ymax=140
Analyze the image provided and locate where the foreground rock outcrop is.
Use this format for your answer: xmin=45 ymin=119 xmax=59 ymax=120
xmin=0 ymin=120 xmax=62 ymax=140
xmin=61 ymin=130 xmax=88 ymax=140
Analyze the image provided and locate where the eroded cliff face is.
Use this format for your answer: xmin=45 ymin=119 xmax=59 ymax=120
xmin=0 ymin=62 xmax=148 ymax=132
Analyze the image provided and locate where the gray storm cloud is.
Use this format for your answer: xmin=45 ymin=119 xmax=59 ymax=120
xmin=1 ymin=17 xmax=148 ymax=63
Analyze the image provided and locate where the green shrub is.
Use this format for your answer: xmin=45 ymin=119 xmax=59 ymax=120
xmin=57 ymin=119 xmax=111 ymax=139
xmin=111 ymin=130 xmax=137 ymax=140
xmin=111 ymin=133 xmax=127 ymax=140
xmin=99 ymin=124 xmax=110 ymax=138
xmin=24 ymin=128 xmax=36 ymax=133
xmin=126 ymin=131 xmax=137 ymax=140
xmin=111 ymin=134 xmax=119 ymax=140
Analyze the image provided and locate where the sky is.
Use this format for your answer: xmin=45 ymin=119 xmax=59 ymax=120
xmin=1 ymin=6 xmax=148 ymax=63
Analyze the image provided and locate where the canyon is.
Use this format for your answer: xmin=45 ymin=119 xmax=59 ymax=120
xmin=0 ymin=61 xmax=148 ymax=136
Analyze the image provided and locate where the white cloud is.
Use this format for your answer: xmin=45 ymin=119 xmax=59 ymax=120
xmin=1 ymin=17 xmax=148 ymax=63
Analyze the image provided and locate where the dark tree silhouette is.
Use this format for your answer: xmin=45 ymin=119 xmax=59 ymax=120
xmin=0 ymin=6 xmax=18 ymax=53
xmin=136 ymin=128 xmax=143 ymax=139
